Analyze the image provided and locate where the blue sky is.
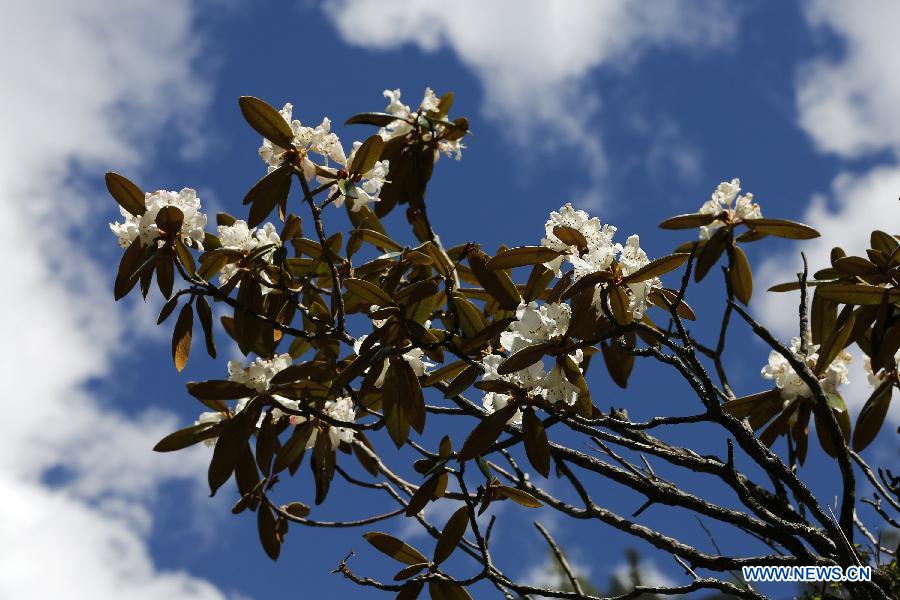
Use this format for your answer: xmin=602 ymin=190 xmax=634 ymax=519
xmin=2 ymin=1 xmax=899 ymax=599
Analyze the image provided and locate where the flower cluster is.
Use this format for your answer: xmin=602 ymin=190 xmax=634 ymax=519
xmin=697 ymin=178 xmax=762 ymax=240
xmin=761 ymin=336 xmax=852 ymax=404
xmin=380 ymin=88 xmax=464 ymax=160
xmin=480 ymin=302 xmax=584 ymax=424
xmin=316 ymin=140 xmax=390 ymax=212
xmin=195 ymin=354 xmax=358 ymax=450
xmin=110 ymin=188 xmax=207 ymax=249
xmin=217 ymin=219 xmax=282 ymax=290
xmin=540 ymin=203 xmax=658 ymax=319
xmin=287 ymin=396 xmax=357 ymax=450
xmin=259 ymin=103 xmax=391 ymax=211
xmin=228 ymin=353 xmax=293 ymax=393
xmin=259 ymin=103 xmax=344 ymax=180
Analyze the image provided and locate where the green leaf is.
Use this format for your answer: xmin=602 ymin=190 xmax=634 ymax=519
xmin=105 ymin=172 xmax=146 ymax=216
xmin=363 ymin=532 xmax=428 ymax=565
xmin=485 ymin=246 xmax=562 ymax=270
xmin=239 ymin=96 xmax=295 ymax=148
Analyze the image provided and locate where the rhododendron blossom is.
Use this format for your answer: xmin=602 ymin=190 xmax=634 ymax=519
xmin=697 ymin=178 xmax=763 ymax=240
xmin=760 ymin=335 xmax=851 ymax=403
xmin=259 ymin=103 xmax=345 ymax=180
xmin=109 ymin=188 xmax=207 ymax=249
xmin=216 ymin=220 xmax=282 ymax=289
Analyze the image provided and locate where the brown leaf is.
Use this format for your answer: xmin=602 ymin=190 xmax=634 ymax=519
xmin=257 ymin=503 xmax=281 ymax=561
xmin=239 ymin=96 xmax=295 ymax=148
xmin=350 ymin=134 xmax=385 ymax=174
xmin=497 ymin=342 xmax=552 ymax=376
xmin=245 ymin=164 xmax=292 ymax=227
xmin=552 ymin=226 xmax=588 ymax=252
xmin=195 ymin=295 xmax=217 ymax=358
xmin=345 ymin=277 xmax=396 ymax=307
xmin=744 ymin=218 xmax=820 ymax=240
xmin=363 ymin=532 xmax=428 ymax=565
xmin=458 ymin=403 xmax=519 ymax=460
xmin=105 ymin=172 xmax=146 ymax=216
xmin=623 ymin=253 xmax=689 ymax=283
xmin=429 ymin=581 xmax=473 ymax=600
xmin=485 ymin=246 xmax=562 ymax=270
xmin=522 ymin=409 xmax=550 ymax=478
xmin=658 ymin=213 xmax=717 ymax=229
xmin=852 ymin=382 xmax=893 ymax=451
xmin=433 ymin=506 xmax=470 ymax=566
xmin=171 ymin=303 xmax=193 ymax=372
xmin=495 ymin=485 xmax=543 ymax=508
xmin=730 ymin=245 xmax=753 ymax=305
xmin=600 ymin=340 xmax=633 ymax=389
xmin=817 ymin=283 xmax=900 ymax=306
xmin=694 ymin=227 xmax=728 ymax=282
xmin=153 ymin=421 xmax=223 ymax=452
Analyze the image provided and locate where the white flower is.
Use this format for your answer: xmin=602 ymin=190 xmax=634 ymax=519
xmin=864 ymin=353 xmax=899 ymax=387
xmin=289 ymin=396 xmax=357 ymax=450
xmin=500 ymin=301 xmax=570 ymax=355
xmin=216 ymin=220 xmax=282 ymax=290
xmin=761 ymin=336 xmax=852 ymax=408
xmin=258 ymin=103 xmax=345 ymax=180
xmin=379 ymin=88 xmax=465 ymax=161
xmin=316 ymin=140 xmax=390 ymax=212
xmin=194 ymin=410 xmax=226 ymax=447
xmin=697 ymin=178 xmax=763 ymax=240
xmin=616 ymin=235 xmax=658 ymax=319
xmin=481 ymin=301 xmax=585 ymax=412
xmin=110 ymin=188 xmax=207 ymax=249
xmin=482 ymin=392 xmax=522 ymax=425
xmin=540 ymin=203 xmax=620 ymax=278
xmin=228 ymin=353 xmax=293 ymax=393
xmin=352 ymin=335 xmax=433 ymax=387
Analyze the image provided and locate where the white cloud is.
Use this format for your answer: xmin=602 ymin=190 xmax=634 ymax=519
xmin=0 ymin=1 xmax=226 ymax=597
xmin=322 ymin=0 xmax=734 ymax=205
xmin=755 ymin=166 xmax=900 ymax=425
xmin=797 ymin=0 xmax=900 ymax=158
